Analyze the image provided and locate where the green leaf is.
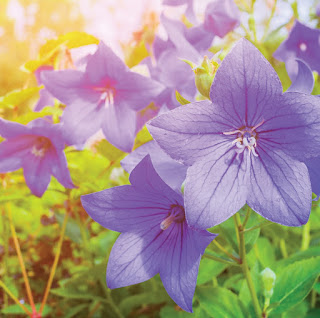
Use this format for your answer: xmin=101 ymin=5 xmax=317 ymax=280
xmin=175 ymin=90 xmax=191 ymax=105
xmin=94 ymin=139 xmax=125 ymax=162
xmin=64 ymin=304 xmax=89 ymax=318
xmin=197 ymin=287 xmax=247 ymax=318
xmin=255 ymin=237 xmax=276 ymax=268
xmin=1 ymin=303 xmax=51 ymax=316
xmin=160 ymin=306 xmax=193 ymax=318
xmin=197 ymin=258 xmax=228 ymax=285
xmin=269 ymin=257 xmax=320 ymax=314
xmin=0 ymin=87 xmax=40 ymax=109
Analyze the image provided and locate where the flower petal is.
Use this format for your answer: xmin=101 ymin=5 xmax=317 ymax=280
xmin=101 ymin=102 xmax=137 ymax=152
xmin=81 ymin=155 xmax=182 ymax=232
xmin=160 ymin=223 xmax=216 ymax=312
xmin=116 ymin=72 xmax=164 ymax=111
xmin=305 ymin=156 xmax=320 ymax=196
xmin=209 ymin=38 xmax=282 ymax=128
xmin=107 ymin=226 xmax=171 ymax=288
xmin=47 ymin=148 xmax=75 ymax=189
xmin=148 ymin=100 xmax=232 ymax=166
xmin=185 ymin=142 xmax=249 ymax=229
xmin=287 ymin=59 xmax=314 ymax=94
xmin=41 ymin=69 xmax=100 ymax=105
xmin=121 ymin=141 xmax=187 ymax=191
xmin=0 ymin=137 xmax=35 ymax=172
xmin=258 ymin=92 xmax=320 ymax=161
xmin=85 ymin=42 xmax=127 ymax=85
xmin=247 ymin=148 xmax=311 ymax=226
xmin=0 ymin=118 xmax=29 ymax=138
xmin=62 ymin=102 xmax=104 ymax=146
xmin=23 ymin=154 xmax=52 ymax=197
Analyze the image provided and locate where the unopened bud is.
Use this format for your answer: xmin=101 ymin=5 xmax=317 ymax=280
xmin=261 ymin=268 xmax=276 ymax=299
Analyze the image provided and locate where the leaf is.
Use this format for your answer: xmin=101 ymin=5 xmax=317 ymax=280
xmin=175 ymin=90 xmax=191 ymax=105
xmin=269 ymin=257 xmax=320 ymax=314
xmin=1 ymin=303 xmax=51 ymax=316
xmin=197 ymin=258 xmax=228 ymax=285
xmin=0 ymin=87 xmax=41 ymax=109
xmin=64 ymin=304 xmax=89 ymax=318
xmin=94 ymin=139 xmax=125 ymax=162
xmin=197 ymin=287 xmax=247 ymax=318
xmin=255 ymin=237 xmax=276 ymax=268
xmin=51 ymin=287 xmax=106 ymax=301
xmin=55 ymin=213 xmax=82 ymax=244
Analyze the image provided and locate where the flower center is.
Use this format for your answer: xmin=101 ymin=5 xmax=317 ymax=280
xmin=95 ymin=85 xmax=116 ymax=109
xmin=160 ymin=204 xmax=185 ymax=230
xmin=223 ymin=119 xmax=264 ymax=157
xmin=31 ymin=136 xmax=52 ymax=157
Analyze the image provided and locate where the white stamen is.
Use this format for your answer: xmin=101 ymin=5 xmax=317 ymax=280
xmin=299 ymin=43 xmax=307 ymax=52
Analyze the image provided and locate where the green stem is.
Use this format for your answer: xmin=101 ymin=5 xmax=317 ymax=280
xmin=243 ymin=221 xmax=272 ymax=233
xmin=235 ymin=212 xmax=262 ymax=318
xmin=279 ymin=239 xmax=288 ymax=259
xmin=1 ymin=209 xmax=9 ymax=307
xmin=213 ymin=240 xmax=241 ymax=264
xmin=39 ymin=210 xmax=69 ymax=315
xmin=242 ymin=206 xmax=251 ymax=228
xmin=106 ymin=289 xmax=124 ymax=318
xmin=261 ymin=0 xmax=278 ymax=42
xmin=311 ymin=288 xmax=317 ymax=308
xmin=0 ymin=279 xmax=32 ymax=317
xmin=301 ymin=222 xmax=310 ymax=251
xmin=204 ymin=250 xmax=240 ymax=266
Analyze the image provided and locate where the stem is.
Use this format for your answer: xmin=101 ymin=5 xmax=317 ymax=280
xmin=8 ymin=204 xmax=36 ymax=315
xmin=243 ymin=221 xmax=272 ymax=233
xmin=213 ymin=240 xmax=241 ymax=264
xmin=261 ymin=0 xmax=278 ymax=42
xmin=235 ymin=212 xmax=262 ymax=318
xmin=301 ymin=222 xmax=310 ymax=251
xmin=106 ymin=289 xmax=124 ymax=318
xmin=242 ymin=206 xmax=251 ymax=228
xmin=279 ymin=239 xmax=288 ymax=259
xmin=0 ymin=279 xmax=32 ymax=317
xmin=204 ymin=251 xmax=240 ymax=266
xmin=39 ymin=210 xmax=69 ymax=315
xmin=311 ymin=288 xmax=317 ymax=308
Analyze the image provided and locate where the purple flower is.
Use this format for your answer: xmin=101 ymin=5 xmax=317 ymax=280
xmin=204 ymin=0 xmax=240 ymax=38
xmin=81 ymin=155 xmax=216 ymax=312
xmin=148 ymin=38 xmax=320 ymax=228
xmin=41 ymin=42 xmax=163 ymax=152
xmin=34 ymin=66 xmax=56 ymax=112
xmin=121 ymin=140 xmax=187 ymax=191
xmin=0 ymin=118 xmax=74 ymax=197
xmin=274 ymin=20 xmax=320 ymax=74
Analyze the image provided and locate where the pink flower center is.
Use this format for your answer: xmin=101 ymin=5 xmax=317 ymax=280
xmin=160 ymin=204 xmax=185 ymax=230
xmin=31 ymin=136 xmax=52 ymax=157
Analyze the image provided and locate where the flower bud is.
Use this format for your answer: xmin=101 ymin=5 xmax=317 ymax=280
xmin=261 ymin=268 xmax=276 ymax=299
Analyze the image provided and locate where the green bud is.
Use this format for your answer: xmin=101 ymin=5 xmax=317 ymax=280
xmin=194 ymin=56 xmax=219 ymax=99
xmin=261 ymin=268 xmax=276 ymax=299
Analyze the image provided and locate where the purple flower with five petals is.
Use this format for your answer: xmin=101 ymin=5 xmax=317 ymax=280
xmin=41 ymin=42 xmax=163 ymax=152
xmin=81 ymin=155 xmax=216 ymax=312
xmin=0 ymin=118 xmax=74 ymax=197
xmin=274 ymin=20 xmax=320 ymax=74
xmin=148 ymin=38 xmax=320 ymax=228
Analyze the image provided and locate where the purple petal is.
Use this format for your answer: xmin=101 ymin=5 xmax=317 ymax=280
xmin=209 ymin=38 xmax=283 ymax=128
xmin=185 ymin=26 xmax=214 ymax=53
xmin=160 ymin=224 xmax=216 ymax=312
xmin=286 ymin=59 xmax=314 ymax=94
xmin=116 ymin=72 xmax=164 ymax=111
xmin=0 ymin=136 xmax=35 ymax=172
xmin=148 ymin=100 xmax=232 ymax=166
xmin=41 ymin=69 xmax=100 ymax=105
xmin=204 ymin=0 xmax=240 ymax=38
xmin=121 ymin=141 xmax=187 ymax=191
xmin=305 ymin=156 xmax=320 ymax=196
xmin=247 ymin=148 xmax=311 ymax=226
xmin=62 ymin=102 xmax=104 ymax=146
xmin=107 ymin=227 xmax=169 ymax=288
xmin=23 ymin=154 xmax=52 ymax=197
xmin=185 ymin=143 xmax=249 ymax=229
xmin=85 ymin=42 xmax=127 ymax=85
xmin=101 ymin=102 xmax=137 ymax=153
xmin=81 ymin=155 xmax=182 ymax=232
xmin=258 ymin=93 xmax=320 ymax=161
xmin=0 ymin=118 xmax=29 ymax=138
xmin=47 ymin=148 xmax=75 ymax=189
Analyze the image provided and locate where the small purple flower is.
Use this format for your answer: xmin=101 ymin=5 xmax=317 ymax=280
xmin=121 ymin=140 xmax=187 ymax=191
xmin=204 ymin=0 xmax=240 ymax=38
xmin=34 ymin=66 xmax=56 ymax=112
xmin=81 ymin=155 xmax=216 ymax=312
xmin=148 ymin=38 xmax=320 ymax=228
xmin=41 ymin=42 xmax=163 ymax=152
xmin=0 ymin=118 xmax=74 ymax=197
xmin=274 ymin=20 xmax=320 ymax=74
